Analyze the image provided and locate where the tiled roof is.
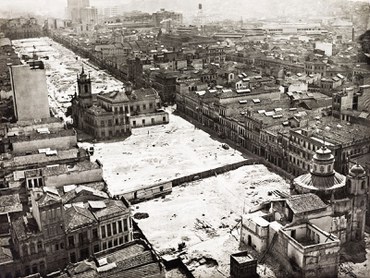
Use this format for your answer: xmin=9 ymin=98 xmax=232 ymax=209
xmin=127 ymin=88 xmax=158 ymax=102
xmin=294 ymin=171 xmax=346 ymax=191
xmin=90 ymin=200 xmax=129 ymax=220
xmin=286 ymin=193 xmax=327 ymax=214
xmin=57 ymin=241 xmax=163 ymax=278
xmin=62 ymin=185 xmax=108 ymax=204
xmin=12 ymin=215 xmax=40 ymax=240
xmin=64 ymin=205 xmax=97 ymax=232
xmin=37 ymin=191 xmax=62 ymax=207
xmin=0 ymin=193 xmax=22 ymax=213
xmin=0 ymin=245 xmax=13 ymax=264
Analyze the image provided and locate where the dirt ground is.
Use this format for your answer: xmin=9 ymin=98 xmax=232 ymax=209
xmin=79 ymin=109 xmax=248 ymax=196
xmin=133 ymin=164 xmax=290 ymax=277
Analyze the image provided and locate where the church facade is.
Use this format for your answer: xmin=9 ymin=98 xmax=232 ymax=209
xmin=240 ymin=145 xmax=368 ymax=278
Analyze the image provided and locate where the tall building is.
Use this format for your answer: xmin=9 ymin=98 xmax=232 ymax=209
xmin=152 ymin=9 xmax=183 ymax=27
xmin=9 ymin=60 xmax=50 ymax=122
xmin=80 ymin=6 xmax=98 ymax=25
xmin=67 ymin=0 xmax=90 ymax=23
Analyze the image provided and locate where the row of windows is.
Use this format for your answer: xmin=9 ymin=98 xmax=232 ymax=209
xmin=101 ymin=219 xmax=129 ymax=239
xmin=112 ymin=103 xmax=155 ymax=115
xmin=101 ymin=234 xmax=130 ymax=251
xmin=26 ymin=177 xmax=43 ymax=189
xmin=22 ymin=241 xmax=43 ymax=257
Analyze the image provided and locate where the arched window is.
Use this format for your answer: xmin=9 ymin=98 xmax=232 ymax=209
xmin=361 ymin=181 xmax=366 ymax=190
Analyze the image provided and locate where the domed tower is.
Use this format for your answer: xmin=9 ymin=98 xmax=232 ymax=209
xmin=77 ymin=66 xmax=92 ymax=108
xmin=346 ymin=164 xmax=368 ymax=240
xmin=311 ymin=145 xmax=335 ymax=188
xmin=292 ymin=145 xmax=346 ymax=199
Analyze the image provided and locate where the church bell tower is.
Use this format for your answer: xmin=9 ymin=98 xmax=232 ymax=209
xmin=77 ymin=66 xmax=92 ymax=108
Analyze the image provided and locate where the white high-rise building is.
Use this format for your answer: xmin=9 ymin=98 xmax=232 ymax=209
xmin=66 ymin=0 xmax=90 ymax=23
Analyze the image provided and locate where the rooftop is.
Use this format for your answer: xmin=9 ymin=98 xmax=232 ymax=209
xmin=295 ymin=116 xmax=370 ymax=145
xmin=65 ymin=205 xmax=97 ymax=232
xmin=42 ymin=161 xmax=102 ymax=177
xmin=286 ymin=193 xmax=327 ymax=214
xmin=0 ymin=193 xmax=22 ymax=214
xmin=12 ymin=214 xmax=40 ymax=241
xmin=90 ymin=199 xmax=130 ymax=220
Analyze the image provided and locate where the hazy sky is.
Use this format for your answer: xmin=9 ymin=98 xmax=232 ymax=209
xmin=0 ymin=0 xmax=368 ymax=18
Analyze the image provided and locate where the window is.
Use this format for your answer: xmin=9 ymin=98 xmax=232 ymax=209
xmin=102 ymin=242 xmax=107 ymax=250
xmin=68 ymin=236 xmax=74 ymax=247
xmin=123 ymin=219 xmax=128 ymax=231
xmin=79 ymin=231 xmax=88 ymax=244
xmin=119 ymin=237 xmax=123 ymax=245
xmin=133 ymin=120 xmax=136 ymax=127
xmin=114 ymin=239 xmax=118 ymax=246
xmin=101 ymin=226 xmax=106 ymax=238
xmin=94 ymin=244 xmax=100 ymax=253
xmin=108 ymin=240 xmax=113 ymax=248
xmin=93 ymin=228 xmax=98 ymax=239
xmin=101 ymin=120 xmax=105 ymax=127
xmin=108 ymin=120 xmax=112 ymax=127
xmin=160 ymin=186 xmax=164 ymax=192
xmin=118 ymin=221 xmax=123 ymax=233
xmin=112 ymin=222 xmax=117 ymax=235
xmin=37 ymin=241 xmax=42 ymax=251
xmin=115 ymin=118 xmax=119 ymax=125
xmin=60 ymin=242 xmax=64 ymax=249
xmin=22 ymin=245 xmax=28 ymax=257
xmin=163 ymin=117 xmax=166 ymax=122
xmin=55 ymin=244 xmax=59 ymax=251
xmin=30 ymin=242 xmax=36 ymax=254
xmin=143 ymin=104 xmax=146 ymax=110
xmin=107 ymin=224 xmax=112 ymax=237
xmin=142 ymin=119 xmax=145 ymax=125
xmin=125 ymin=235 xmax=129 ymax=242
xmin=151 ymin=118 xmax=155 ymax=124
xmin=27 ymin=179 xmax=32 ymax=189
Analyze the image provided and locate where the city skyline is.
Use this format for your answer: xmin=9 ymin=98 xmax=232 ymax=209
xmin=0 ymin=0 xmax=369 ymax=19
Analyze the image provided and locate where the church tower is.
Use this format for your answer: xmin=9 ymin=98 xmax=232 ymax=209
xmin=346 ymin=164 xmax=368 ymax=241
xmin=77 ymin=66 xmax=92 ymax=108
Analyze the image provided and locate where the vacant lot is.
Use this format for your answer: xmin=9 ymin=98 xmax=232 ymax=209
xmin=134 ymin=164 xmax=290 ymax=277
xmin=80 ymin=110 xmax=248 ymax=196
